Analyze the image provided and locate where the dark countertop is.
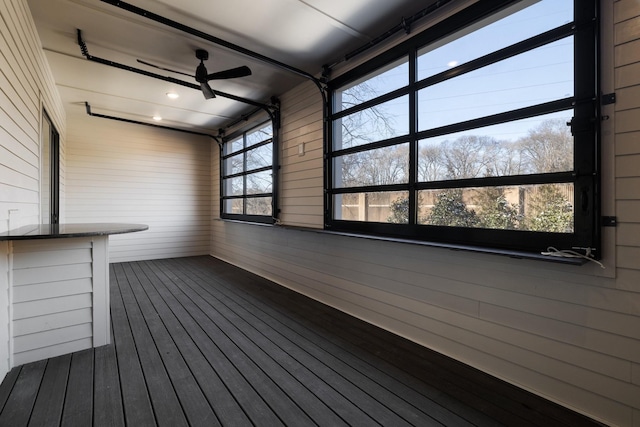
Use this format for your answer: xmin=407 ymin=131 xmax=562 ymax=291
xmin=0 ymin=223 xmax=148 ymax=241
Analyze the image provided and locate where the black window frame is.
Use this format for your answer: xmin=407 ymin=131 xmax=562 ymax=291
xmin=42 ymin=109 xmax=60 ymax=225
xmin=220 ymin=118 xmax=278 ymax=224
xmin=325 ymin=0 xmax=600 ymax=258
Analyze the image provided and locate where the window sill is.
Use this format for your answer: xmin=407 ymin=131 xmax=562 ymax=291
xmin=319 ymin=229 xmax=589 ymax=265
xmin=216 ymin=218 xmax=588 ymax=266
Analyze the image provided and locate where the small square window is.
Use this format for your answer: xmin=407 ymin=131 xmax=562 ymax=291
xmin=221 ymin=120 xmax=276 ymax=223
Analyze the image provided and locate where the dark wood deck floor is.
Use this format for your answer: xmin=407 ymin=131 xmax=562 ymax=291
xmin=0 ymin=256 xmax=602 ymax=426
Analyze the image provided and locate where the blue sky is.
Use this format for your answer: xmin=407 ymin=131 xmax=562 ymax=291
xmin=338 ymin=0 xmax=575 ymax=147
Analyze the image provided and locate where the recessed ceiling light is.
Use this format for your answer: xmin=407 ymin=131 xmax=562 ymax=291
xmin=166 ymin=92 xmax=179 ymax=99
xmin=152 ymin=116 xmax=162 ymax=121
xmin=447 ymin=60 xmax=459 ymax=67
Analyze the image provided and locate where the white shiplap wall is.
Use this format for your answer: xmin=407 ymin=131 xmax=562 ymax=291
xmin=211 ymin=2 xmax=640 ymax=426
xmin=0 ymin=0 xmax=66 ymax=378
xmin=0 ymin=0 xmax=66 ymax=230
xmin=279 ymin=81 xmax=324 ymax=228
xmin=11 ymin=238 xmax=94 ymax=366
xmin=615 ymin=1 xmax=640 ymax=302
xmin=65 ymin=111 xmax=212 ymax=262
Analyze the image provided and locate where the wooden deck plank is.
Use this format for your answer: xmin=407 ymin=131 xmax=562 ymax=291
xmin=142 ymin=261 xmax=315 ymax=426
xmin=128 ymin=263 xmax=253 ymax=427
xmin=286 ymin=286 xmax=591 ymax=426
xmin=0 ymin=360 xmax=46 ymax=427
xmin=28 ymin=354 xmax=70 ymax=426
xmin=188 ymin=256 xmax=601 ymax=427
xmin=284 ymin=298 xmax=534 ymax=427
xmin=277 ymin=294 xmax=552 ymax=426
xmin=151 ymin=259 xmax=372 ymax=427
xmin=177 ymin=256 xmax=476 ymax=427
xmin=253 ymin=274 xmax=528 ymax=425
xmin=149 ymin=261 xmax=363 ymax=426
xmin=182 ymin=257 xmax=492 ymax=425
xmin=124 ymin=262 xmax=220 ymax=427
xmin=163 ymin=257 xmax=439 ymax=427
xmin=233 ymin=265 xmax=542 ymax=426
xmin=0 ymin=256 xmax=605 ymax=427
xmin=134 ymin=261 xmax=283 ymax=426
xmin=0 ymin=366 xmax=21 ymax=414
xmin=109 ymin=264 xmax=157 ymax=426
xmin=93 ymin=323 xmax=125 ymax=427
xmin=62 ymin=349 xmax=94 ymax=426
xmin=113 ymin=264 xmax=189 ymax=427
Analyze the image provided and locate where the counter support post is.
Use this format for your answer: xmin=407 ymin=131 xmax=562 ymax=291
xmin=92 ymin=236 xmax=110 ymax=346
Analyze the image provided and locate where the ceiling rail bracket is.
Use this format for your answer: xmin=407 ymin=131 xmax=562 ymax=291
xmin=84 ymin=102 xmax=220 ymax=142
xmin=76 ymin=29 xmax=273 ymax=116
xmin=99 ymin=0 xmax=323 ymax=89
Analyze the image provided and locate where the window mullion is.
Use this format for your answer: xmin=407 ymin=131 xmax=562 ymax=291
xmin=408 ymin=48 xmax=418 ymax=226
xmin=242 ymin=134 xmax=248 ymax=215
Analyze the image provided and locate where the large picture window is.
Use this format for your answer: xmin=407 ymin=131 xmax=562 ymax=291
xmin=221 ymin=120 xmax=276 ymax=223
xmin=326 ymin=0 xmax=599 ymax=257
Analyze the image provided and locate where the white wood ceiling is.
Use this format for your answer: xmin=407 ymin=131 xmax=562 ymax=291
xmin=27 ymin=0 xmax=437 ymax=133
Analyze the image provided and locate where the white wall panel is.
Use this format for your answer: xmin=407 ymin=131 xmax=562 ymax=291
xmin=0 ymin=0 xmax=65 ymax=231
xmin=11 ymin=239 xmax=93 ymax=365
xmin=211 ymin=2 xmax=640 ymax=425
xmin=0 ymin=0 xmax=66 ymax=379
xmin=278 ymin=80 xmax=324 ymax=228
xmin=65 ymin=111 xmax=212 ymax=262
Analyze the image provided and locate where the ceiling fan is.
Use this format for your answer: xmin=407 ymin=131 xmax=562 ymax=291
xmin=137 ymin=49 xmax=251 ymax=99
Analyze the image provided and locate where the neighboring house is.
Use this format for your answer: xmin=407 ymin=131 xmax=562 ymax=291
xmin=1 ymin=1 xmax=639 ymax=426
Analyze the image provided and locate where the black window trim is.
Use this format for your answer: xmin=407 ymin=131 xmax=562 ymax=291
xmin=325 ymin=0 xmax=600 ymax=258
xmin=43 ymin=109 xmax=60 ymax=225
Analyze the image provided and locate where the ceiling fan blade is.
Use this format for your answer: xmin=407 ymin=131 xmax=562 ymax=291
xmin=206 ymin=66 xmax=252 ymax=81
xmin=137 ymin=59 xmax=193 ymax=78
xmin=200 ymin=81 xmax=216 ymax=99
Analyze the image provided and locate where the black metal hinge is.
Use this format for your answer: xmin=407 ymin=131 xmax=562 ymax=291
xmin=602 ymin=216 xmax=617 ymax=227
xmin=602 ymin=93 xmax=616 ymax=105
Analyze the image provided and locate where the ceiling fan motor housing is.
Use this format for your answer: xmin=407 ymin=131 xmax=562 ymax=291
xmin=195 ymin=49 xmax=209 ymax=61
xmin=195 ymin=50 xmax=209 ymax=83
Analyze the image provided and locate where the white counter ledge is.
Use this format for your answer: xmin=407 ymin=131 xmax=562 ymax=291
xmin=0 ymin=223 xmax=147 ymax=366
xmin=0 ymin=223 xmax=148 ymax=241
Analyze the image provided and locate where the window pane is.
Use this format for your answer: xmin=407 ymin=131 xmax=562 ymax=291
xmin=335 ymin=57 xmax=408 ymax=113
xmin=224 ymin=153 xmax=244 ymax=176
xmin=418 ymin=37 xmax=573 ymax=131
xmin=246 ymin=123 xmax=273 ymax=146
xmin=418 ymin=0 xmax=574 ymax=80
xmin=221 ymin=119 xmax=274 ymax=221
xmin=247 ymin=197 xmax=272 ymax=216
xmin=333 ymin=143 xmax=409 ymax=188
xmin=246 ymin=143 xmax=272 ymax=171
xmin=418 ymin=183 xmax=574 ymax=232
xmin=418 ymin=111 xmax=573 ymax=182
xmin=226 ymin=137 xmax=243 ymax=155
xmin=224 ymin=177 xmax=244 ymax=196
xmin=246 ymin=170 xmax=272 ymax=194
xmin=333 ymin=95 xmax=409 ymax=150
xmin=334 ymin=191 xmax=409 ymax=223
xmin=223 ymin=199 xmax=243 ymax=214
